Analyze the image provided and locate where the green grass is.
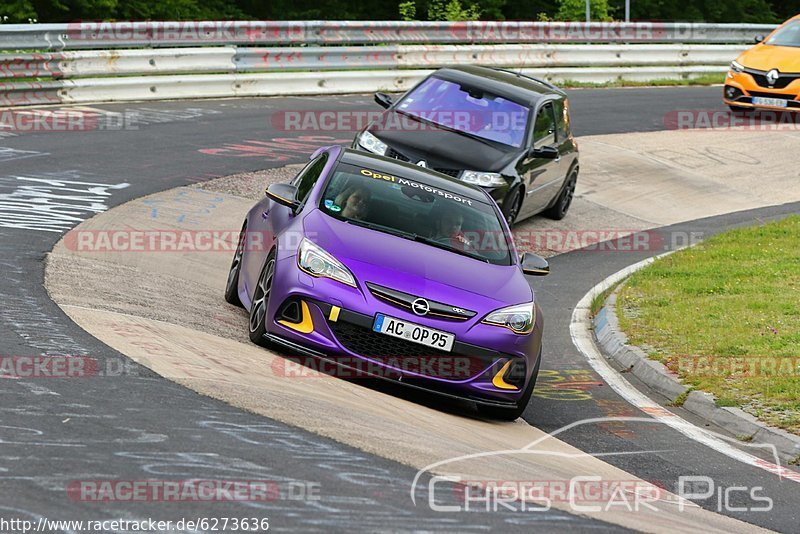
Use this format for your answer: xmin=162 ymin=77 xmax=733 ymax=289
xmin=561 ymin=73 xmax=726 ymax=89
xmin=617 ymin=216 xmax=800 ymax=434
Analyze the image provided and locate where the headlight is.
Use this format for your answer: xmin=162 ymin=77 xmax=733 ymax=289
xmin=482 ymin=302 xmax=535 ymax=335
xmin=460 ymin=171 xmax=506 ymax=187
xmin=297 ymin=238 xmax=356 ymax=287
xmin=730 ymin=60 xmax=745 ymax=73
xmin=358 ymin=131 xmax=387 ymax=156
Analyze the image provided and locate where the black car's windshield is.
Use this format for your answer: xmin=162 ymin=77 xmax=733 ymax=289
xmin=319 ymin=162 xmax=513 ymax=265
xmin=396 ymin=76 xmax=530 ymax=148
xmin=767 ymin=20 xmax=800 ymax=47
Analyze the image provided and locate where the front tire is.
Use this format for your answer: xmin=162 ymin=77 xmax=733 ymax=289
xmin=224 ymin=222 xmax=247 ymax=307
xmin=248 ymin=250 xmax=276 ymax=346
xmin=544 ymin=169 xmax=577 ymax=221
xmin=477 ymin=351 xmax=541 ymax=421
xmin=502 ymin=187 xmax=522 ymax=226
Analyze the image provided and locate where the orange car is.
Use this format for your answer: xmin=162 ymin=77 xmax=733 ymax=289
xmin=723 ymin=14 xmax=800 ymax=112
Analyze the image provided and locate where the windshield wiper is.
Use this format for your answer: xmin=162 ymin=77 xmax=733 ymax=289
xmin=344 ymin=218 xmax=416 ymax=240
xmin=412 ymin=234 xmax=491 ymax=263
xmin=395 ymin=109 xmax=498 ymax=148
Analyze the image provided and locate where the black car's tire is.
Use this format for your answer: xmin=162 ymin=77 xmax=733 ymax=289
xmin=477 ymin=350 xmax=541 ymax=421
xmin=544 ymin=169 xmax=577 ymax=221
xmin=502 ymin=187 xmax=522 ymax=226
xmin=224 ymin=221 xmax=247 ymax=307
xmin=248 ymin=249 xmax=277 ymax=346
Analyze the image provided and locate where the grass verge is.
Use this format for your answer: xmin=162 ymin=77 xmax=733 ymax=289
xmin=561 ymin=73 xmax=726 ymax=89
xmin=616 ymin=216 xmax=800 ymax=434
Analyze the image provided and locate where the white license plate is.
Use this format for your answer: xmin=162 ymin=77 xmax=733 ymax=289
xmin=372 ymin=314 xmax=455 ymax=352
xmin=752 ymin=96 xmax=788 ymax=108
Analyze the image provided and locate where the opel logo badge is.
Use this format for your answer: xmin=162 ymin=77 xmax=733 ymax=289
xmin=416 ymin=160 xmax=427 ymax=168
xmin=766 ymin=69 xmax=780 ymax=85
xmin=412 ymin=298 xmax=430 ymax=316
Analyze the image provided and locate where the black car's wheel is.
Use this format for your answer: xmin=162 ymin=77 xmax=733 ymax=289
xmin=502 ymin=187 xmax=522 ymax=226
xmin=224 ymin=221 xmax=247 ymax=307
xmin=544 ymin=169 xmax=577 ymax=221
xmin=248 ymin=249 xmax=276 ymax=346
xmin=477 ymin=350 xmax=541 ymax=421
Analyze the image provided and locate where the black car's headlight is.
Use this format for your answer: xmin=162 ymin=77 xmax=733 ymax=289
xmin=482 ymin=302 xmax=535 ymax=335
xmin=357 ymin=131 xmax=388 ymax=156
xmin=460 ymin=171 xmax=506 ymax=187
xmin=297 ymin=238 xmax=356 ymax=287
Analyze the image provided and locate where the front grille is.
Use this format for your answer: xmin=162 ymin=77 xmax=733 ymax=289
xmin=434 ymin=168 xmax=461 ymax=178
xmin=747 ymin=91 xmax=799 ymax=101
xmin=386 ymin=147 xmax=410 ymax=162
xmin=746 ymin=68 xmax=800 ymax=90
xmin=329 ymin=321 xmax=492 ymax=380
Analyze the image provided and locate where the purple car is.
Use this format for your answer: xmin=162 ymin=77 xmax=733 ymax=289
xmin=224 ymin=146 xmax=550 ymax=419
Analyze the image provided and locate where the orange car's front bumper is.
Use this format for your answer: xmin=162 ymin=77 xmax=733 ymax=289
xmin=723 ymin=69 xmax=800 ymax=111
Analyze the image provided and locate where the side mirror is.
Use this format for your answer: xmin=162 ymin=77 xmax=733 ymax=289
xmin=374 ymin=92 xmax=393 ymax=109
xmin=521 ymin=252 xmax=549 ymax=276
xmin=754 ymin=35 xmax=765 ymax=44
xmin=266 ymin=183 xmax=300 ymax=212
xmin=530 ymin=145 xmax=559 ymax=159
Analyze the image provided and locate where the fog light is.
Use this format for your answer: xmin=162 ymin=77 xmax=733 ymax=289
xmin=724 ymin=85 xmax=743 ymax=100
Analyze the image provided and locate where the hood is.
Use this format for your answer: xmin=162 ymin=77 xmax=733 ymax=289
xmin=369 ymin=110 xmax=519 ymax=173
xmin=739 ymin=44 xmax=800 ymax=72
xmin=303 ymin=210 xmax=532 ymax=313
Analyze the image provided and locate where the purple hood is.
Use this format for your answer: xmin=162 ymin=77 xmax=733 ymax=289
xmin=303 ymin=209 xmax=532 ymax=313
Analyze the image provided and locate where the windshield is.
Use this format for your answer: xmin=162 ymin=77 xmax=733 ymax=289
xmin=396 ymin=76 xmax=530 ymax=148
xmin=318 ymin=162 xmax=513 ymax=265
xmin=767 ymin=20 xmax=800 ymax=47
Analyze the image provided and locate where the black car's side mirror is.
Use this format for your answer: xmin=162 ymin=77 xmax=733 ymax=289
xmin=521 ymin=252 xmax=550 ymax=276
xmin=754 ymin=35 xmax=765 ymax=44
xmin=530 ymin=145 xmax=560 ymax=159
xmin=374 ymin=92 xmax=394 ymax=109
xmin=266 ymin=183 xmax=300 ymax=212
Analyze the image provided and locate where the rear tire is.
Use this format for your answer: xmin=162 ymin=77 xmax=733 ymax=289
xmin=224 ymin=221 xmax=247 ymax=307
xmin=477 ymin=350 xmax=541 ymax=421
xmin=544 ymin=169 xmax=577 ymax=221
xmin=248 ymin=250 xmax=276 ymax=346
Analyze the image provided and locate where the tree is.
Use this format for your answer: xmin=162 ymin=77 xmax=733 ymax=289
xmin=555 ymin=0 xmax=613 ymax=22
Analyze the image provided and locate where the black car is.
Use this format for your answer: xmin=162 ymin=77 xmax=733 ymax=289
xmin=352 ymin=65 xmax=579 ymax=225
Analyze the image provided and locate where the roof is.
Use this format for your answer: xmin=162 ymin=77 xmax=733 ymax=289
xmin=431 ymin=65 xmax=566 ymax=104
xmin=339 ymin=149 xmax=491 ymax=204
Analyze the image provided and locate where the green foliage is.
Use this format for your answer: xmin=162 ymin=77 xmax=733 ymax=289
xmin=427 ymin=0 xmax=481 ymax=21
xmin=3 ymin=0 xmax=792 ymax=24
xmin=555 ymin=0 xmax=613 ymax=22
xmin=398 ymin=0 xmax=417 ymax=20
xmin=0 ymin=0 xmax=38 ymax=22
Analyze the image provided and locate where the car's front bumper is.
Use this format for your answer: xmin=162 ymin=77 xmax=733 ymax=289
xmin=264 ymin=255 xmax=542 ymax=407
xmin=724 ymin=70 xmax=800 ymax=111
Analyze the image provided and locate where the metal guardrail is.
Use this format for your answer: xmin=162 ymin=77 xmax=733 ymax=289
xmin=0 ymin=21 xmax=771 ymax=106
xmin=0 ymin=21 xmax=776 ymax=49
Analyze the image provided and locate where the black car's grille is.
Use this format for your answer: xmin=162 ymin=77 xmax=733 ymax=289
xmin=745 ymin=68 xmax=800 ymax=90
xmin=329 ymin=321 xmax=492 ymax=380
xmin=747 ymin=91 xmax=799 ymax=101
xmin=386 ymin=147 xmax=410 ymax=162
xmin=434 ymin=168 xmax=461 ymax=178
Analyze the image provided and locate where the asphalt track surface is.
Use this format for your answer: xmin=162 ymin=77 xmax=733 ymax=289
xmin=0 ymin=85 xmax=797 ymax=531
